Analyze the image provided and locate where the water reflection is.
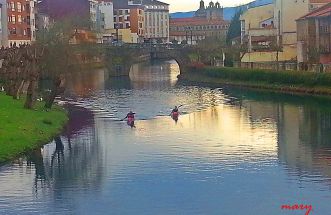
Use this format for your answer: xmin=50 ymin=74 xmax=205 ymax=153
xmin=1 ymin=61 xmax=331 ymax=214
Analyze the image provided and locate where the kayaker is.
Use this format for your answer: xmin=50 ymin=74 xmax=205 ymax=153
xmin=170 ymin=106 xmax=180 ymax=123
xmin=171 ymin=106 xmax=179 ymax=114
xmin=124 ymin=111 xmax=135 ymax=120
xmin=123 ymin=111 xmax=136 ymax=128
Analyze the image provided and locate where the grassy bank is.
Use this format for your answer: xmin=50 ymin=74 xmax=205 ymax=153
xmin=180 ymin=67 xmax=331 ymax=96
xmin=0 ymin=93 xmax=68 ymax=163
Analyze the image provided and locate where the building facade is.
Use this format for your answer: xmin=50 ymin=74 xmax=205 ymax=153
xmin=240 ymin=4 xmax=276 ymax=52
xmin=240 ymin=0 xmax=331 ymax=63
xmin=297 ymin=3 xmax=331 ymax=64
xmin=170 ymin=0 xmax=228 ymax=45
xmin=143 ymin=0 xmax=169 ymax=43
xmin=96 ymin=0 xmax=114 ymax=32
xmin=273 ymin=0 xmax=331 ymax=61
xmin=6 ymin=0 xmax=36 ymax=47
xmin=195 ymin=0 xmax=223 ymax=20
xmin=169 ymin=18 xmax=229 ymax=45
xmin=0 ymin=0 xmax=8 ymax=47
xmin=113 ymin=0 xmax=144 ymax=42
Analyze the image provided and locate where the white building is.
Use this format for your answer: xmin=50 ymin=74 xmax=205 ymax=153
xmin=143 ymin=0 xmax=169 ymax=43
xmin=89 ymin=0 xmax=98 ymax=30
xmin=96 ymin=0 xmax=114 ymax=32
xmin=29 ymin=0 xmax=36 ymax=42
xmin=0 ymin=0 xmax=8 ymax=47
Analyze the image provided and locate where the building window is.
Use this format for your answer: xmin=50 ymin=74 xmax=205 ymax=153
xmin=11 ymin=2 xmax=15 ymax=11
xmin=11 ymin=28 xmax=17 ymax=35
xmin=18 ymin=15 xmax=22 ymax=23
xmin=11 ymin=15 xmax=16 ymax=24
xmin=17 ymin=2 xmax=21 ymax=12
xmin=27 ymin=28 xmax=31 ymax=36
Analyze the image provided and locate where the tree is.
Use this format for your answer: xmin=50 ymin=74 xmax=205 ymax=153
xmin=226 ymin=9 xmax=243 ymax=45
xmin=195 ymin=37 xmax=226 ymax=65
xmin=36 ymin=17 xmax=97 ymax=109
xmin=224 ymin=9 xmax=244 ymax=66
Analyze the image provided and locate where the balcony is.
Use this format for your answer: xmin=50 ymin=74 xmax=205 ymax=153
xmin=248 ymin=27 xmax=277 ymax=37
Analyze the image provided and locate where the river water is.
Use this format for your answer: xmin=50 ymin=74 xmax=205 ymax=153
xmin=1 ymin=60 xmax=331 ymax=215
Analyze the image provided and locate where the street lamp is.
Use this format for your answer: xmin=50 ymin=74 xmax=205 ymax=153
xmin=185 ymin=27 xmax=188 ymax=44
xmin=189 ymin=27 xmax=193 ymax=45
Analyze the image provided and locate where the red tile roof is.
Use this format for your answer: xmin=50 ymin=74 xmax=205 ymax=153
xmin=298 ymin=2 xmax=331 ymax=20
xmin=170 ymin=17 xmax=229 ymax=26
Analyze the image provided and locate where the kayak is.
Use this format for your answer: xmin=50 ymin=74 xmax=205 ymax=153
xmin=127 ymin=117 xmax=135 ymax=127
xmin=171 ymin=111 xmax=179 ymax=119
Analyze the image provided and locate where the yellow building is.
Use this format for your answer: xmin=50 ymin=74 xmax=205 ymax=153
xmin=240 ymin=4 xmax=276 ymax=53
xmin=241 ymin=0 xmax=331 ymax=63
xmin=102 ymin=29 xmax=139 ymax=44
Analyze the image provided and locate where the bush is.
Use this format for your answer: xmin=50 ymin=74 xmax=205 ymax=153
xmin=193 ymin=67 xmax=331 ymax=87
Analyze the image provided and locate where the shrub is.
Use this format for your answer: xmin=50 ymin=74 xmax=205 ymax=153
xmin=193 ymin=67 xmax=331 ymax=87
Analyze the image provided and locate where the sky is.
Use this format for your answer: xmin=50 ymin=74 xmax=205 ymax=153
xmin=163 ymin=0 xmax=254 ymax=12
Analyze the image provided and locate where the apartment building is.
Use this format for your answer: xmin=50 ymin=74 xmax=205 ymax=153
xmin=169 ymin=18 xmax=229 ymax=45
xmin=297 ymin=3 xmax=331 ymax=63
xmin=96 ymin=0 xmax=114 ymax=32
xmin=6 ymin=0 xmax=36 ymax=47
xmin=143 ymin=0 xmax=169 ymax=43
xmin=113 ymin=0 xmax=144 ymax=42
xmin=240 ymin=0 xmax=331 ymax=63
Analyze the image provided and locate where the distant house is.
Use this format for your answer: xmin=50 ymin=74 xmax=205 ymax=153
xmin=240 ymin=4 xmax=276 ymax=53
xmin=297 ymin=3 xmax=331 ymax=64
xmin=240 ymin=0 xmax=331 ymax=63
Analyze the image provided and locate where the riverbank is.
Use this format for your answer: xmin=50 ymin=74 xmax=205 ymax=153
xmin=0 ymin=93 xmax=68 ymax=163
xmin=179 ymin=67 xmax=331 ymax=96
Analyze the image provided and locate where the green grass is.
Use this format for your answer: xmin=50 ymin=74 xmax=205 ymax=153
xmin=183 ymin=67 xmax=331 ymax=95
xmin=0 ymin=93 xmax=68 ymax=163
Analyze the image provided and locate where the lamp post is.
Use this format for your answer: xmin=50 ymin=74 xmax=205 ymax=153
xmin=185 ymin=27 xmax=188 ymax=44
xmin=190 ymin=27 xmax=193 ymax=45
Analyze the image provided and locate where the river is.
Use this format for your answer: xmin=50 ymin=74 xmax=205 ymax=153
xmin=1 ymin=60 xmax=331 ymax=214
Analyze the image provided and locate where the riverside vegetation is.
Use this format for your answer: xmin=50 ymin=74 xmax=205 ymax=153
xmin=181 ymin=67 xmax=331 ymax=95
xmin=0 ymin=93 xmax=68 ymax=163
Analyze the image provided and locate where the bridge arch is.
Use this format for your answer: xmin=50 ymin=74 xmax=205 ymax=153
xmin=104 ymin=45 xmax=193 ymax=77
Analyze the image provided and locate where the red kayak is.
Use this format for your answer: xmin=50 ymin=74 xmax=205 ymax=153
xmin=171 ymin=111 xmax=179 ymax=122
xmin=171 ymin=111 xmax=179 ymax=118
xmin=127 ymin=116 xmax=135 ymax=127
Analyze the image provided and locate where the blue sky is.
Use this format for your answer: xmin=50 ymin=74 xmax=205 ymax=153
xmin=163 ymin=0 xmax=254 ymax=12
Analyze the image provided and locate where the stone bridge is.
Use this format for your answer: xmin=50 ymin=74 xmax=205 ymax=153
xmin=104 ymin=44 xmax=194 ymax=76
